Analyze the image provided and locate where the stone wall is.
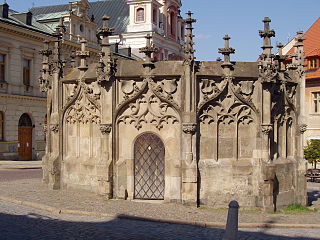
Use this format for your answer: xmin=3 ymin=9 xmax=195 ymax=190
xmin=41 ymin=16 xmax=308 ymax=210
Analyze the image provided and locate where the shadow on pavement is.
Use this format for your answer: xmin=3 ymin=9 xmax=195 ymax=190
xmin=308 ymin=190 xmax=320 ymax=206
xmin=0 ymin=212 xmax=319 ymax=240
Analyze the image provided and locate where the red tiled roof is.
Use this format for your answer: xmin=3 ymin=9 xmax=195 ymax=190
xmin=306 ymin=48 xmax=320 ymax=57
xmin=287 ymin=18 xmax=320 ymax=57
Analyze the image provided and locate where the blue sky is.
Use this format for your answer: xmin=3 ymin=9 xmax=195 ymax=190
xmin=7 ymin=0 xmax=320 ymax=62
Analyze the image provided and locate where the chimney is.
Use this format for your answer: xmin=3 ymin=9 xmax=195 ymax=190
xmin=128 ymin=46 xmax=132 ymax=57
xmin=11 ymin=11 xmax=33 ymax=26
xmin=0 ymin=3 xmax=9 ymax=18
xmin=115 ymin=42 xmax=119 ymax=53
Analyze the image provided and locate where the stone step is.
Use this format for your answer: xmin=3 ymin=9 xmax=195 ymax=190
xmin=0 ymin=152 xmax=19 ymax=160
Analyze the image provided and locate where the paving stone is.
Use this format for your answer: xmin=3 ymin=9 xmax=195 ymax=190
xmin=1 ymin=200 xmax=320 ymax=240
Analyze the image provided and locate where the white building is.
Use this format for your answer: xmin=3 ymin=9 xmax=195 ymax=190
xmin=31 ymin=0 xmax=185 ymax=61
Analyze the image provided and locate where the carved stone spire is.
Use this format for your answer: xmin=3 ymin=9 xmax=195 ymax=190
xmin=258 ymin=17 xmax=277 ymax=83
xmin=218 ymin=35 xmax=235 ymax=68
xmin=76 ymin=39 xmax=90 ymax=71
xmin=139 ymin=34 xmax=157 ymax=68
xmin=275 ymin=42 xmax=287 ymax=73
xmin=97 ymin=16 xmax=114 ymax=60
xmin=70 ymin=50 xmax=76 ymax=68
xmin=183 ymin=11 xmax=196 ymax=66
xmin=259 ymin=17 xmax=275 ymax=57
xmin=293 ymin=31 xmax=305 ymax=67
xmin=39 ymin=40 xmax=52 ymax=92
xmin=96 ymin=16 xmax=117 ymax=84
xmin=51 ymin=18 xmax=65 ymax=77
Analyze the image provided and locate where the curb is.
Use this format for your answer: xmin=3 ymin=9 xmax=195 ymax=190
xmin=1 ymin=195 xmax=320 ymax=229
xmin=0 ymin=167 xmax=42 ymax=170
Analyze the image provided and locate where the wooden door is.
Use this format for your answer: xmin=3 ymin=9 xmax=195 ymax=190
xmin=18 ymin=126 xmax=32 ymax=160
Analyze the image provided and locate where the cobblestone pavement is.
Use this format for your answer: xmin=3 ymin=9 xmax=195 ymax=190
xmin=1 ymin=200 xmax=320 ymax=240
xmin=0 ymin=178 xmax=319 ymax=225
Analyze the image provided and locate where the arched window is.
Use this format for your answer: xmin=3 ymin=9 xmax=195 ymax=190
xmin=170 ymin=11 xmax=175 ymax=35
xmin=136 ymin=8 xmax=145 ymax=22
xmin=0 ymin=111 xmax=3 ymax=141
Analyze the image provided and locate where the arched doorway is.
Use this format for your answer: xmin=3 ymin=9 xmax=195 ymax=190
xmin=134 ymin=133 xmax=165 ymax=200
xmin=18 ymin=113 xmax=33 ymax=160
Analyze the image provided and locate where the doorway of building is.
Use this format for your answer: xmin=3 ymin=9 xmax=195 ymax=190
xmin=18 ymin=113 xmax=33 ymax=160
xmin=134 ymin=133 xmax=165 ymax=200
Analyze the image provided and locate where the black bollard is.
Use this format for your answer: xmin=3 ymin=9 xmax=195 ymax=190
xmin=222 ymin=200 xmax=239 ymax=240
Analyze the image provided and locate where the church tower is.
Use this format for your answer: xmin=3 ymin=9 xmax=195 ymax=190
xmin=126 ymin=0 xmax=184 ymax=60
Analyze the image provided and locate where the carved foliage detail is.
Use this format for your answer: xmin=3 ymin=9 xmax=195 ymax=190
xmin=299 ymin=124 xmax=307 ymax=134
xmin=65 ymin=79 xmax=101 ymax=124
xmin=50 ymin=124 xmax=59 ymax=133
xmin=118 ymin=90 xmax=179 ymax=130
xmin=199 ymin=91 xmax=255 ymax=125
xmin=66 ymin=91 xmax=100 ymax=124
xmin=182 ymin=123 xmax=197 ymax=134
xmin=100 ymin=124 xmax=112 ymax=135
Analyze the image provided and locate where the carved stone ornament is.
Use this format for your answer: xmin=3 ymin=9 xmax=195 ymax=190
xmin=261 ymin=124 xmax=273 ymax=135
xmin=100 ymin=124 xmax=112 ymax=135
xmin=182 ymin=123 xmax=197 ymax=135
xmin=38 ymin=76 xmax=50 ymax=92
xmin=66 ymin=88 xmax=101 ymax=124
xmin=50 ymin=124 xmax=59 ymax=133
xmin=299 ymin=124 xmax=307 ymax=134
xmin=199 ymin=92 xmax=255 ymax=126
xmin=43 ymin=124 xmax=48 ymax=134
xmin=118 ymin=91 xmax=179 ymax=130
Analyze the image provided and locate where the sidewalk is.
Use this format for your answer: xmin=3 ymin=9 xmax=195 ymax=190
xmin=0 ymin=178 xmax=319 ymax=229
xmin=0 ymin=160 xmax=42 ymax=169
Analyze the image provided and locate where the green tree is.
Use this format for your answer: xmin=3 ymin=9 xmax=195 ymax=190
xmin=304 ymin=140 xmax=320 ymax=169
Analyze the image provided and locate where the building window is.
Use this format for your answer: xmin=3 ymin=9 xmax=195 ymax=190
xmin=169 ymin=11 xmax=176 ymax=36
xmin=309 ymin=58 xmax=318 ymax=69
xmin=152 ymin=8 xmax=157 ymax=24
xmin=23 ymin=59 xmax=30 ymax=86
xmin=0 ymin=111 xmax=3 ymax=141
xmin=313 ymin=92 xmax=320 ymax=113
xmin=0 ymin=54 xmax=5 ymax=83
xmin=136 ymin=8 xmax=145 ymax=22
xmin=80 ymin=24 xmax=84 ymax=32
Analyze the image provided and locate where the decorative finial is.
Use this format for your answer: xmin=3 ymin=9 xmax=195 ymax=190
xmin=294 ymin=31 xmax=305 ymax=48
xmin=76 ymin=39 xmax=90 ymax=71
xmin=70 ymin=50 xmax=76 ymax=68
xmin=39 ymin=40 xmax=52 ymax=92
xmin=68 ymin=3 xmax=73 ymax=14
xmin=96 ymin=16 xmax=114 ymax=57
xmin=53 ymin=18 xmax=66 ymax=39
xmin=275 ymin=42 xmax=287 ymax=73
xmin=259 ymin=17 xmax=275 ymax=56
xmin=99 ymin=15 xmax=114 ymax=36
xmin=293 ymin=31 xmax=305 ymax=69
xmin=183 ymin=11 xmax=196 ymax=66
xmin=139 ymin=34 xmax=157 ymax=67
xmin=218 ymin=35 xmax=235 ymax=68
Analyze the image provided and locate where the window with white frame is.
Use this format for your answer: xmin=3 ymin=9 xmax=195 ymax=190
xmin=312 ymin=92 xmax=320 ymax=113
xmin=136 ymin=8 xmax=145 ymax=22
